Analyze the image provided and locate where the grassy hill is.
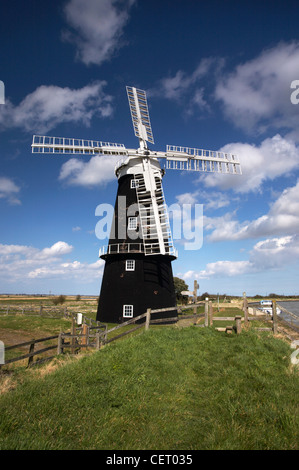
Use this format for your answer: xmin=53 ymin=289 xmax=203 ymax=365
xmin=0 ymin=327 xmax=298 ymax=450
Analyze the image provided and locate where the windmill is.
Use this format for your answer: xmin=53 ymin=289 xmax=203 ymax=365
xmin=32 ymin=86 xmax=242 ymax=324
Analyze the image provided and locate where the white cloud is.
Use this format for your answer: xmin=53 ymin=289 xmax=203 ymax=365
xmin=38 ymin=241 xmax=74 ymax=259
xmin=204 ymin=212 xmax=239 ymax=242
xmin=250 ymin=235 xmax=299 ymax=270
xmin=201 ymin=134 xmax=299 ymax=193
xmin=28 ymin=259 xmax=104 ymax=280
xmin=176 ymin=189 xmax=232 ymax=210
xmin=150 ymin=57 xmax=223 ymax=114
xmin=178 ymin=234 xmax=299 ymax=281
xmin=215 ymin=41 xmax=299 ymax=137
xmin=0 ymin=244 xmax=32 ymax=256
xmin=207 ymin=179 xmax=299 ymax=242
xmin=0 ymin=176 xmax=21 ymax=205
xmin=0 ymin=241 xmax=104 ymax=285
xmin=0 ymin=82 xmax=112 ymax=133
xmin=62 ymin=0 xmax=136 ymax=66
xmin=178 ymin=260 xmax=252 ymax=281
xmin=153 ymin=41 xmax=299 ymax=140
xmin=198 ymin=260 xmax=252 ymax=278
xmin=59 ymin=154 xmax=119 ymax=187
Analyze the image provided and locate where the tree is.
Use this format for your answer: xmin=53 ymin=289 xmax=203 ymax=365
xmin=200 ymin=291 xmax=210 ymax=301
xmin=173 ymin=277 xmax=189 ymax=303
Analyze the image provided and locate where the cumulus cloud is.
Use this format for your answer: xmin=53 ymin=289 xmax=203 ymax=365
xmin=37 ymin=241 xmax=74 ymax=259
xmin=59 ymin=154 xmax=120 ymax=187
xmin=0 ymin=241 xmax=73 ymax=263
xmin=0 ymin=82 xmax=112 ymax=134
xmin=28 ymin=259 xmax=104 ymax=280
xmin=181 ymin=260 xmax=252 ymax=280
xmin=153 ymin=41 xmax=299 ymax=140
xmin=0 ymin=176 xmax=21 ymax=205
xmin=207 ymin=179 xmax=299 ymax=242
xmin=178 ymin=234 xmax=299 ymax=281
xmin=250 ymin=235 xmax=299 ymax=270
xmin=200 ymin=134 xmax=299 ymax=193
xmin=0 ymin=241 xmax=104 ymax=284
xmin=176 ymin=189 xmax=232 ymax=210
xmin=215 ymin=41 xmax=299 ymax=137
xmin=62 ymin=0 xmax=136 ymax=66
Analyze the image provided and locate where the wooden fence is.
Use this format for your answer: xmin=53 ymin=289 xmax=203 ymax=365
xmin=0 ymin=304 xmax=71 ymax=318
xmin=0 ymin=305 xmax=204 ymax=368
xmin=1 ymin=298 xmax=292 ymax=369
xmin=3 ymin=335 xmax=59 ymax=368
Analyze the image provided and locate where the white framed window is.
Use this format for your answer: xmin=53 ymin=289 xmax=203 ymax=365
xmin=128 ymin=216 xmax=137 ymax=230
xmin=131 ymin=179 xmax=139 ymax=189
xmin=123 ymin=305 xmax=133 ymax=318
xmin=126 ymin=260 xmax=135 ymax=271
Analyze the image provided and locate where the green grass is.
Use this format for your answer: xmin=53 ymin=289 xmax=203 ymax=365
xmin=0 ymin=327 xmax=298 ymax=450
xmin=0 ymin=314 xmax=72 ymax=334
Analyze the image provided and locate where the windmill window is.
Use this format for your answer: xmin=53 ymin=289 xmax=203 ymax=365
xmin=123 ymin=305 xmax=133 ymax=318
xmin=126 ymin=260 xmax=135 ymax=271
xmin=128 ymin=217 xmax=137 ymax=230
xmin=131 ymin=179 xmax=139 ymax=189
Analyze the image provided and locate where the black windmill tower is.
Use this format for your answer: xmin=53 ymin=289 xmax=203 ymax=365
xmin=31 ymin=86 xmax=242 ymax=324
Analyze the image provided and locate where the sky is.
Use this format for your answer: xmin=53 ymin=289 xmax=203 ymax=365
xmin=1 ymin=0 xmax=299 ymax=296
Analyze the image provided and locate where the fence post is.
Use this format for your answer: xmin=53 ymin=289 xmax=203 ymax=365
xmin=95 ymin=330 xmax=101 ymax=350
xmin=82 ymin=323 xmax=89 ymax=346
xmin=57 ymin=332 xmax=63 ymax=355
xmin=243 ymin=292 xmax=249 ymax=327
xmin=145 ymin=308 xmax=151 ymax=331
xmin=39 ymin=305 xmax=43 ymax=316
xmin=208 ymin=301 xmax=213 ymax=326
xmin=71 ymin=316 xmax=76 ymax=354
xmin=272 ymin=300 xmax=278 ymax=334
xmin=204 ymin=298 xmax=209 ymax=327
xmin=27 ymin=341 xmax=35 ymax=367
xmin=103 ymin=324 xmax=108 ymax=344
xmin=235 ymin=315 xmax=242 ymax=334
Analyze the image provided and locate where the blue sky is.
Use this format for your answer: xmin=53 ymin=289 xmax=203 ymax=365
xmin=1 ymin=0 xmax=299 ymax=296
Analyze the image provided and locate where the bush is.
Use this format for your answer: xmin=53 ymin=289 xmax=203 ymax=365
xmin=52 ymin=295 xmax=66 ymax=306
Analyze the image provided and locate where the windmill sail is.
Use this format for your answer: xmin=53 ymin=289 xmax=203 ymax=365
xmin=126 ymin=86 xmax=154 ymax=147
xmin=163 ymin=145 xmax=242 ymax=175
xmin=32 ymin=135 xmax=128 ymax=156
